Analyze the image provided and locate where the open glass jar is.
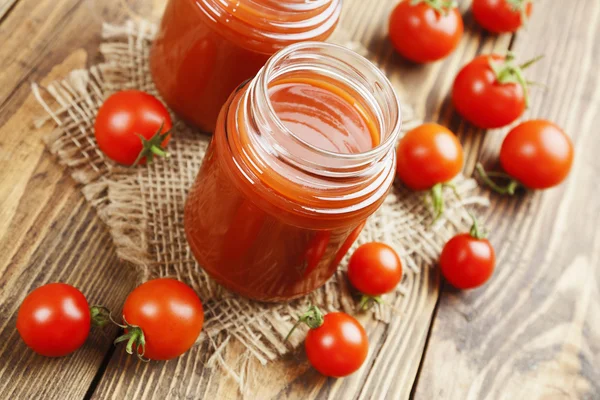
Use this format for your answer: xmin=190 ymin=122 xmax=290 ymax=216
xmin=150 ymin=0 xmax=342 ymax=132
xmin=184 ymin=42 xmax=401 ymax=302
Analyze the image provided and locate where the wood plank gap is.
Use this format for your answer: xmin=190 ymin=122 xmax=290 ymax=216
xmin=408 ymin=280 xmax=444 ymax=400
xmin=83 ymin=334 xmax=121 ymax=400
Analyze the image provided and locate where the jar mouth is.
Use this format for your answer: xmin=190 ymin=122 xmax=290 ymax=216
xmin=197 ymin=0 xmax=342 ymax=51
xmin=240 ymin=0 xmax=334 ymax=15
xmin=253 ymin=41 xmax=402 ymax=170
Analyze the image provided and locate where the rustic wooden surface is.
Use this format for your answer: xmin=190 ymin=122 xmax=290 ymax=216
xmin=0 ymin=0 xmax=597 ymax=399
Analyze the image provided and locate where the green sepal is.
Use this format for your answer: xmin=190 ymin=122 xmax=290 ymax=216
xmin=410 ymin=0 xmax=457 ymax=16
xmin=132 ymin=122 xmax=171 ymax=166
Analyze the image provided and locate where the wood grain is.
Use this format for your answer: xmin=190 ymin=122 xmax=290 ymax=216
xmin=0 ymin=1 xmax=137 ymax=399
xmin=414 ymin=1 xmax=600 ymax=399
xmin=0 ymin=0 xmax=18 ymax=21
xmin=0 ymin=0 xmax=597 ymax=399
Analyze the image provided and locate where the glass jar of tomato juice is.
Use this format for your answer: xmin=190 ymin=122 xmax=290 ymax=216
xmin=184 ymin=42 xmax=402 ymax=302
xmin=150 ymin=0 xmax=342 ymax=132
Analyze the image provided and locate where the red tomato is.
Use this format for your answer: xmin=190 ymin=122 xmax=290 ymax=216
xmin=17 ymin=283 xmax=91 ymax=357
xmin=500 ymin=120 xmax=574 ymax=189
xmin=389 ymin=0 xmax=463 ymax=63
xmin=347 ymin=242 xmax=403 ymax=296
xmin=119 ymin=278 xmax=204 ymax=360
xmin=305 ymin=311 xmax=369 ymax=377
xmin=453 ymin=54 xmax=535 ymax=129
xmin=396 ymin=123 xmax=464 ymax=191
xmin=440 ymin=220 xmax=495 ymax=289
xmin=94 ymin=90 xmax=172 ymax=166
xmin=473 ymin=0 xmax=533 ymax=33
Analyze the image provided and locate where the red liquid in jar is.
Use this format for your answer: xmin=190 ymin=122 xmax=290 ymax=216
xmin=184 ymin=75 xmax=385 ymax=301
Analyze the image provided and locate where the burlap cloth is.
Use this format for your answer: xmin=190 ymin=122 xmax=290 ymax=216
xmin=33 ymin=20 xmax=488 ymax=387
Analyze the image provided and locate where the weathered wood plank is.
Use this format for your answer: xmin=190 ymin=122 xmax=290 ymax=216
xmin=1 ymin=0 xmax=597 ymax=399
xmin=0 ymin=157 xmax=138 ymax=399
xmin=90 ymin=1 xmax=513 ymax=399
xmin=414 ymin=1 xmax=600 ymax=399
xmin=0 ymin=0 xmax=19 ymax=21
xmin=0 ymin=1 xmax=139 ymax=399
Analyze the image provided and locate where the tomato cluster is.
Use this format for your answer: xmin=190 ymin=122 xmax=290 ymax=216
xmin=387 ymin=0 xmax=574 ymax=291
xmin=17 ymin=279 xmax=204 ymax=361
xmin=389 ymin=0 xmax=533 ymax=64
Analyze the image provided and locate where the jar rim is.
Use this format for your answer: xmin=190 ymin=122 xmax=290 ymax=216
xmin=255 ymin=41 xmax=402 ymax=165
xmin=197 ymin=0 xmax=342 ymax=51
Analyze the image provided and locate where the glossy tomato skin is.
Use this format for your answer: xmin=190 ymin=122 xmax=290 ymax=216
xmin=122 ymin=278 xmax=204 ymax=360
xmin=440 ymin=234 xmax=495 ymax=289
xmin=473 ymin=0 xmax=533 ymax=34
xmin=500 ymin=120 xmax=574 ymax=189
xmin=452 ymin=55 xmax=526 ymax=129
xmin=305 ymin=312 xmax=368 ymax=377
xmin=347 ymin=242 xmax=403 ymax=296
xmin=389 ymin=0 xmax=463 ymax=63
xmin=94 ymin=90 xmax=172 ymax=165
xmin=17 ymin=283 xmax=91 ymax=357
xmin=396 ymin=123 xmax=464 ymax=190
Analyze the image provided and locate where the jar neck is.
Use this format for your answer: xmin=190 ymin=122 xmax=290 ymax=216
xmin=196 ymin=0 xmax=341 ymax=52
xmin=226 ymin=42 xmax=401 ymax=220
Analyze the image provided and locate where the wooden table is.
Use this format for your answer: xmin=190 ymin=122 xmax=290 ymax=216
xmin=1 ymin=0 xmax=598 ymax=399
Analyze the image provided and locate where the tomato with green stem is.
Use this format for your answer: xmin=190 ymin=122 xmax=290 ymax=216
xmin=476 ymin=120 xmax=574 ymax=193
xmin=440 ymin=215 xmax=495 ymax=289
xmin=16 ymin=283 xmax=107 ymax=357
xmin=452 ymin=53 xmax=542 ymax=129
xmin=389 ymin=0 xmax=463 ymax=63
xmin=286 ymin=306 xmax=368 ymax=377
xmin=94 ymin=90 xmax=172 ymax=166
xmin=113 ymin=278 xmax=204 ymax=361
xmin=473 ymin=0 xmax=533 ymax=34
xmin=396 ymin=123 xmax=464 ymax=221
xmin=347 ymin=242 xmax=403 ymax=309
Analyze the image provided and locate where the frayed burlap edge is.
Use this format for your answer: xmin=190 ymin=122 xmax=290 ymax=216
xmin=33 ymin=19 xmax=489 ymax=391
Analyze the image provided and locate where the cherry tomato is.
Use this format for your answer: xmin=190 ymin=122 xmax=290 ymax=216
xmin=473 ymin=0 xmax=533 ymax=34
xmin=303 ymin=309 xmax=369 ymax=377
xmin=389 ymin=0 xmax=463 ymax=63
xmin=396 ymin=123 xmax=464 ymax=191
xmin=119 ymin=278 xmax=204 ymax=360
xmin=440 ymin=220 xmax=495 ymax=289
xmin=94 ymin=90 xmax=172 ymax=166
xmin=17 ymin=283 xmax=91 ymax=357
xmin=347 ymin=242 xmax=403 ymax=296
xmin=500 ymin=120 xmax=574 ymax=189
xmin=453 ymin=54 xmax=538 ymax=129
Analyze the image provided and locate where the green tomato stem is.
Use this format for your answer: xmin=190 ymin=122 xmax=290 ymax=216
xmin=475 ymin=162 xmax=521 ymax=196
xmin=113 ymin=316 xmax=150 ymax=362
xmin=489 ymin=52 xmax=543 ymax=108
xmin=132 ymin=121 xmax=172 ymax=167
xmin=151 ymin=145 xmax=169 ymax=158
xmin=430 ymin=183 xmax=444 ymax=223
xmin=467 ymin=212 xmax=487 ymax=240
xmin=284 ymin=305 xmax=325 ymax=342
xmin=358 ymin=295 xmax=383 ymax=311
xmin=89 ymin=305 xmax=112 ymax=328
xmin=410 ymin=0 xmax=457 ymax=16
